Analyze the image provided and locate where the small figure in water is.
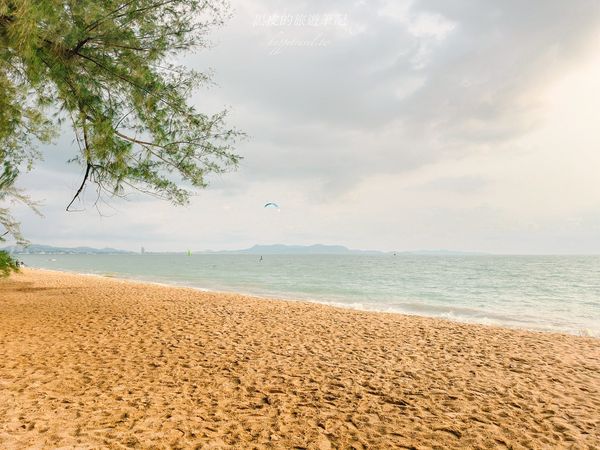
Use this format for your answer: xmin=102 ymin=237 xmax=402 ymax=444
xmin=259 ymin=256 xmax=263 ymax=262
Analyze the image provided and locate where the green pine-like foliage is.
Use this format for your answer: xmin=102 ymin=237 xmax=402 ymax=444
xmin=0 ymin=250 xmax=18 ymax=277
xmin=0 ymin=0 xmax=242 ymax=241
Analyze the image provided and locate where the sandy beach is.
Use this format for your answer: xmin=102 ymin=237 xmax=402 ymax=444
xmin=1 ymin=269 xmax=598 ymax=449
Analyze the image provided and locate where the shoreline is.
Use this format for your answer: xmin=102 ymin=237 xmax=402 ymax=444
xmin=1 ymin=268 xmax=599 ymax=448
xmin=21 ymin=266 xmax=597 ymax=339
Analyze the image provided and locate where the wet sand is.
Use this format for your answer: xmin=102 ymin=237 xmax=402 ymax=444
xmin=1 ymin=269 xmax=599 ymax=449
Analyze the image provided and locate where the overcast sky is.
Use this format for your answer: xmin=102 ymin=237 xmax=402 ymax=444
xmin=9 ymin=0 xmax=600 ymax=253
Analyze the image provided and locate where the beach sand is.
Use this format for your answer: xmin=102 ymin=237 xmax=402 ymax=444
xmin=1 ymin=269 xmax=599 ymax=449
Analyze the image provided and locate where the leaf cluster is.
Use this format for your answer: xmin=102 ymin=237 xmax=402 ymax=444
xmin=0 ymin=0 xmax=242 ymax=215
xmin=0 ymin=249 xmax=19 ymax=277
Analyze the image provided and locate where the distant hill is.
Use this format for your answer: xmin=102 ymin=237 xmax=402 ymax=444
xmin=209 ymin=244 xmax=384 ymax=255
xmin=203 ymin=245 xmax=488 ymax=256
xmin=2 ymin=244 xmax=134 ymax=255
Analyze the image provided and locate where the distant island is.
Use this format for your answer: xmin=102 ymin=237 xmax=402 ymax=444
xmin=3 ymin=243 xmax=488 ymax=256
xmin=202 ymin=244 xmax=487 ymax=256
xmin=209 ymin=244 xmax=383 ymax=255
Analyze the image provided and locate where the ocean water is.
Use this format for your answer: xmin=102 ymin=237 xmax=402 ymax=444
xmin=18 ymin=254 xmax=600 ymax=337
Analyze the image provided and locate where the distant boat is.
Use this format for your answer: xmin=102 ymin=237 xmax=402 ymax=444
xmin=187 ymin=250 xmax=192 ymax=256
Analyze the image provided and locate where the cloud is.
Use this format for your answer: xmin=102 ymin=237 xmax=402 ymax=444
xmin=189 ymin=0 xmax=600 ymax=194
xmin=6 ymin=0 xmax=600 ymax=253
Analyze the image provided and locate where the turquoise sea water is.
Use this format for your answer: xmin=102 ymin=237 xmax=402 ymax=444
xmin=19 ymin=254 xmax=600 ymax=336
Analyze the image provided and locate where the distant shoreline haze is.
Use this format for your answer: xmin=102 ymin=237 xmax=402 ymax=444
xmin=3 ymin=243 xmax=488 ymax=256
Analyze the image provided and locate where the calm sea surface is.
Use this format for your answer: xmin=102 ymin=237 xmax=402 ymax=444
xmin=19 ymin=254 xmax=600 ymax=336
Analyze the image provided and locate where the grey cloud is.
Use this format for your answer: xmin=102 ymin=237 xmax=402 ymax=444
xmin=401 ymin=0 xmax=600 ymax=136
xmin=188 ymin=0 xmax=600 ymax=196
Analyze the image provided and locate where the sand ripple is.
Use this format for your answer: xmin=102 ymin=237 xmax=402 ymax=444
xmin=1 ymin=269 xmax=599 ymax=449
